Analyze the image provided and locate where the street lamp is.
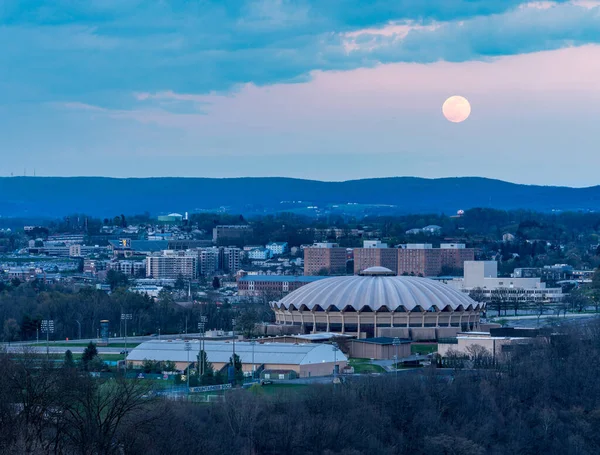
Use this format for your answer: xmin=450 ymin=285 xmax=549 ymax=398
xmin=121 ymin=314 xmax=132 ymax=371
xmin=184 ymin=341 xmax=192 ymax=389
xmin=75 ymin=320 xmax=81 ymax=340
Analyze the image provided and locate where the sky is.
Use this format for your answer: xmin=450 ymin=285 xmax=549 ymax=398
xmin=2 ymin=0 xmax=600 ymax=186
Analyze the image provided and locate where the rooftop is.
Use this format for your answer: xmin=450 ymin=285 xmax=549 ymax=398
xmin=127 ymin=340 xmax=347 ymax=365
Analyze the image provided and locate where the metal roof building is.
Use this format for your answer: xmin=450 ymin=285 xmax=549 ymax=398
xmin=127 ymin=340 xmax=347 ymax=378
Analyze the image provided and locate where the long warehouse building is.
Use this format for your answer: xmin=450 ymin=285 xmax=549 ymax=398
xmin=126 ymin=340 xmax=347 ymax=378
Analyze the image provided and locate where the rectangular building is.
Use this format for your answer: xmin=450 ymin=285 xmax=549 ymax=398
xmin=266 ymin=242 xmax=288 ymax=256
xmin=212 ymin=225 xmax=253 ymax=244
xmin=397 ymin=244 xmax=441 ymax=277
xmin=198 ymin=248 xmax=220 ymax=276
xmin=353 ymin=240 xmax=398 ymax=274
xmin=304 ymin=243 xmax=347 ymax=276
xmin=397 ymin=243 xmax=474 ymax=277
xmin=237 ymin=275 xmax=329 ymax=297
xmin=146 ymin=250 xmax=198 ymax=280
xmin=219 ymin=247 xmax=241 ymax=274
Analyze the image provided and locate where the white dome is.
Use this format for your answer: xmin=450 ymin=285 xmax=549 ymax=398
xmin=273 ymin=275 xmax=480 ymax=312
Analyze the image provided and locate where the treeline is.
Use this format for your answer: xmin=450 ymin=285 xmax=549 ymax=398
xmin=3 ymin=321 xmax=600 ymax=454
xmin=0 ymin=280 xmax=246 ymax=342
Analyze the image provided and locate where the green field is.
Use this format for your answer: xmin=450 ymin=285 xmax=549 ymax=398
xmin=349 ymin=358 xmax=386 ymax=374
xmin=410 ymin=343 xmax=438 ymax=355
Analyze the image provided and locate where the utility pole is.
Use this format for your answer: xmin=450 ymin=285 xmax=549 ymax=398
xmin=76 ymin=320 xmax=81 ymax=340
xmin=121 ymin=313 xmax=132 ymax=372
xmin=41 ymin=320 xmax=54 ymax=362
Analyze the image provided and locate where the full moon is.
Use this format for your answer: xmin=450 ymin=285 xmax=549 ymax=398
xmin=442 ymin=95 xmax=471 ymax=123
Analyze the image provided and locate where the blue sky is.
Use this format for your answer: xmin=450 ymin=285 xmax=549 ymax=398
xmin=2 ymin=0 xmax=600 ymax=185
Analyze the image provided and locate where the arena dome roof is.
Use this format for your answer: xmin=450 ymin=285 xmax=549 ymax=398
xmin=273 ymin=275 xmax=480 ymax=312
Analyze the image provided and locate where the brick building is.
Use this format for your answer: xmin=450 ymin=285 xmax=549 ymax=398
xmin=237 ymin=275 xmax=329 ymax=298
xmin=303 ymin=243 xmax=347 ymax=276
xmin=397 ymin=243 xmax=474 ymax=277
xmin=353 ymin=240 xmax=398 ymax=274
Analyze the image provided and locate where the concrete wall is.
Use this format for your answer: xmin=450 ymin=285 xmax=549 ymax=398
xmin=349 ymin=341 xmax=410 ymax=360
xmin=377 ymin=327 xmax=410 ymax=338
xmin=299 ymin=361 xmax=347 ymax=378
xmin=410 ymin=328 xmax=437 ymax=341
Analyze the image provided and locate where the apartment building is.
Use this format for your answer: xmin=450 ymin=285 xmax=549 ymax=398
xmin=303 ymin=243 xmax=347 ymax=276
xmin=146 ymin=250 xmax=198 ymax=280
xmin=199 ymin=248 xmax=220 ymax=276
xmin=353 ymin=240 xmax=398 ymax=274
xmin=397 ymin=243 xmax=474 ymax=277
xmin=219 ymin=247 xmax=241 ymax=274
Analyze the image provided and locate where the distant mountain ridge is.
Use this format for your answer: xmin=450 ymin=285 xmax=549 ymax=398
xmin=1 ymin=176 xmax=599 ymax=217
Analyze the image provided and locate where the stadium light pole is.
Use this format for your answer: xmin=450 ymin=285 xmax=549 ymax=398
xmin=121 ymin=313 xmax=132 ymax=372
xmin=393 ymin=337 xmax=401 ymax=379
xmin=41 ymin=320 xmax=54 ymax=362
xmin=250 ymin=340 xmax=256 ymax=379
xmin=198 ymin=319 xmax=206 ymax=377
xmin=332 ymin=342 xmax=338 ymax=384
xmin=231 ymin=318 xmax=236 ymax=384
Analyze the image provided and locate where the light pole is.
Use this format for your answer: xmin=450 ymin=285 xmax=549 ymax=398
xmin=75 ymin=320 xmax=81 ymax=340
xmin=184 ymin=341 xmax=192 ymax=390
xmin=393 ymin=337 xmax=401 ymax=379
xmin=231 ymin=318 xmax=236 ymax=384
xmin=250 ymin=340 xmax=256 ymax=379
xmin=198 ymin=318 xmax=206 ymax=377
xmin=41 ymin=320 xmax=54 ymax=362
xmin=121 ymin=314 xmax=132 ymax=371
xmin=332 ymin=342 xmax=338 ymax=383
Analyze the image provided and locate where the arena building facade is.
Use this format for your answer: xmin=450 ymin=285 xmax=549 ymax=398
xmin=270 ymin=267 xmax=484 ymax=339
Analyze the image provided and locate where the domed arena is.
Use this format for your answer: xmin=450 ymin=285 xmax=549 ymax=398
xmin=270 ymin=267 xmax=484 ymax=339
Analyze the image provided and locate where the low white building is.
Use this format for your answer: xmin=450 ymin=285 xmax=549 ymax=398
xmin=446 ymin=261 xmax=563 ymax=302
xmin=266 ymin=242 xmax=288 ymax=256
xmin=248 ymin=248 xmax=273 ymax=260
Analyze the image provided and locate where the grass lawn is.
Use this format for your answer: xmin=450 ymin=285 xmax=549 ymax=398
xmin=348 ymin=358 xmax=386 ymax=374
xmin=253 ymin=383 xmax=309 ymax=395
xmin=410 ymin=343 xmax=438 ymax=355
